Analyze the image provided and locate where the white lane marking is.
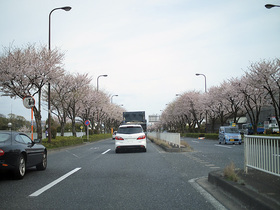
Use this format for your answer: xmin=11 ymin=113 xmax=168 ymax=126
xmin=189 ymin=177 xmax=226 ymax=210
xmin=29 ymin=168 xmax=81 ymax=197
xmin=65 ymin=150 xmax=79 ymax=158
xmin=215 ymin=144 xmax=232 ymax=149
xmin=102 ymin=149 xmax=111 ymax=154
xmin=206 ymin=164 xmax=215 ymax=167
xmin=192 ymin=140 xmax=200 ymax=143
xmin=210 ymin=167 xmax=221 ymax=169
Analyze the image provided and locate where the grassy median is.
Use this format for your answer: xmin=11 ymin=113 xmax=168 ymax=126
xmin=41 ymin=133 xmax=111 ymax=149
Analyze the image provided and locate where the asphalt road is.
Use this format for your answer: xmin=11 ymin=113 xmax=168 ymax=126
xmin=0 ymin=137 xmax=244 ymax=210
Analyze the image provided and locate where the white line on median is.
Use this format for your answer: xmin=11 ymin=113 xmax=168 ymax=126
xmin=102 ymin=149 xmax=111 ymax=154
xmin=29 ymin=167 xmax=81 ymax=197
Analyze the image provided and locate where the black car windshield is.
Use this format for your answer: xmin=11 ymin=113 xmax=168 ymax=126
xmin=225 ymin=127 xmax=239 ymax=133
xmin=0 ymin=133 xmax=11 ymax=142
xmin=118 ymin=126 xmax=143 ymax=134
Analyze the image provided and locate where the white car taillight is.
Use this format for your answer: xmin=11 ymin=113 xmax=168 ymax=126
xmin=115 ymin=136 xmax=124 ymax=140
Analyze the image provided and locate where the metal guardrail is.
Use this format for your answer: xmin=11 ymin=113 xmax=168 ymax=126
xmin=244 ymin=135 xmax=280 ymax=177
xmin=147 ymin=132 xmax=181 ymax=148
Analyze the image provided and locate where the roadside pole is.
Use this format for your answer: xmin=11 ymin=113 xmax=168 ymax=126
xmin=85 ymin=120 xmax=90 ymax=141
xmin=23 ymin=95 xmax=35 ymax=140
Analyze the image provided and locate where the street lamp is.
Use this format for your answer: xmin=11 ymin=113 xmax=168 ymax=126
xmin=111 ymin=94 xmax=118 ymax=103
xmin=96 ymin=74 xmax=108 ymax=133
xmin=265 ymin=4 xmax=280 ymax=9
xmin=196 ymin=73 xmax=207 ymax=133
xmin=97 ymin=75 xmax=108 ymax=91
xmin=195 ymin=73 xmax=207 ymax=92
xmin=48 ymin=6 xmax=71 ymax=143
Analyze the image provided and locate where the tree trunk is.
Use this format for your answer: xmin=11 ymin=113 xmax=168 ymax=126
xmin=33 ymin=107 xmax=42 ymax=140
xmin=72 ymin=118 xmax=76 ymax=137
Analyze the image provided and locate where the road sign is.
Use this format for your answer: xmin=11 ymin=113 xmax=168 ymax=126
xmin=85 ymin=120 xmax=90 ymax=126
xmin=23 ymin=95 xmax=35 ymax=109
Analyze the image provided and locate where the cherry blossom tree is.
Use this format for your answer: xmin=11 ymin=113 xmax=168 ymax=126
xmin=0 ymin=44 xmax=64 ymax=139
xmin=46 ymin=73 xmax=74 ymax=136
xmin=233 ymin=75 xmax=268 ymax=134
xmin=245 ymin=59 xmax=280 ymax=132
xmin=203 ymin=86 xmax=225 ymax=132
xmin=65 ymin=73 xmax=92 ymax=137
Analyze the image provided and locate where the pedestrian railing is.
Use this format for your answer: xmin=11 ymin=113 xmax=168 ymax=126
xmin=244 ymin=135 xmax=280 ymax=177
xmin=147 ymin=132 xmax=181 ymax=148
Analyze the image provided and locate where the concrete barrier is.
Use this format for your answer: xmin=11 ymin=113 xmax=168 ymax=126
xmin=147 ymin=132 xmax=181 ymax=148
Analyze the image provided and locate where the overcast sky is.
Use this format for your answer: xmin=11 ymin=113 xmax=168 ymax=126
xmin=1 ymin=0 xmax=280 ymax=123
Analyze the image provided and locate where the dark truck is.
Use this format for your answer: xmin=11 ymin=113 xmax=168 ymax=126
xmin=123 ymin=111 xmax=147 ymax=132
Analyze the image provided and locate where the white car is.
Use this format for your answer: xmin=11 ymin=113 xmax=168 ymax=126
xmin=115 ymin=124 xmax=147 ymax=153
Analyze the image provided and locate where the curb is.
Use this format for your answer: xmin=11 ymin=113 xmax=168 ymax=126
xmin=148 ymin=138 xmax=190 ymax=152
xmin=208 ymin=170 xmax=279 ymax=210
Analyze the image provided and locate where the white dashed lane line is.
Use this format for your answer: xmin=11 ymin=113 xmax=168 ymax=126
xmin=102 ymin=149 xmax=111 ymax=154
xmin=29 ymin=168 xmax=81 ymax=197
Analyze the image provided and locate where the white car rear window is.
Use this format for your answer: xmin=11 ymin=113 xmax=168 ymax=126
xmin=118 ymin=126 xmax=143 ymax=134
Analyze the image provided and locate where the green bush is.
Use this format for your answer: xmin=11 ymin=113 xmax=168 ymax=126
xmin=181 ymin=133 xmax=218 ymax=140
xmin=51 ymin=126 xmax=57 ymax=139
xmin=41 ymin=133 xmax=111 ymax=149
xmin=84 ymin=133 xmax=111 ymax=142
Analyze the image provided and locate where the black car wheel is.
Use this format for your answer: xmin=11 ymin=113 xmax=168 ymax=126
xmin=14 ymin=154 xmax=26 ymax=179
xmin=36 ymin=151 xmax=47 ymax=170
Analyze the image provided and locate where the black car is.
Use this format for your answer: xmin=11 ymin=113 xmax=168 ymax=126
xmin=0 ymin=131 xmax=47 ymax=179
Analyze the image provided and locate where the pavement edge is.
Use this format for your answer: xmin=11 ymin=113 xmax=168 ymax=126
xmin=208 ymin=170 xmax=279 ymax=210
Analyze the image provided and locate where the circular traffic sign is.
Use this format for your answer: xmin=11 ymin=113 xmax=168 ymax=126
xmin=23 ymin=95 xmax=35 ymax=109
xmin=85 ymin=120 xmax=90 ymax=126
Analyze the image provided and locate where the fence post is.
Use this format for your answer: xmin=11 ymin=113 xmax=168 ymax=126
xmin=244 ymin=135 xmax=248 ymax=174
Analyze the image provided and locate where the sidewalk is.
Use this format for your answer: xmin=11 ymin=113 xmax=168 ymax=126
xmin=207 ymin=168 xmax=280 ymax=210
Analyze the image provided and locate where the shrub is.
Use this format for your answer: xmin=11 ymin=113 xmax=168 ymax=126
xmin=51 ymin=126 xmax=57 ymax=139
xmin=224 ymin=162 xmax=239 ymax=182
xmin=181 ymin=133 xmax=218 ymax=140
xmin=84 ymin=133 xmax=111 ymax=142
xmin=41 ymin=133 xmax=111 ymax=149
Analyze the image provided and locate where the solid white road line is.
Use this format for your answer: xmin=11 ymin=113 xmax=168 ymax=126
xmin=102 ymin=149 xmax=111 ymax=154
xmin=189 ymin=177 xmax=226 ymax=210
xmin=192 ymin=140 xmax=200 ymax=143
xmin=215 ymin=144 xmax=232 ymax=149
xmin=29 ymin=167 xmax=81 ymax=197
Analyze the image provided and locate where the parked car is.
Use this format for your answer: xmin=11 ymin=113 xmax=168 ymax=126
xmin=218 ymin=126 xmax=242 ymax=145
xmin=112 ymin=131 xmax=117 ymax=140
xmin=0 ymin=131 xmax=47 ymax=179
xmin=115 ymin=124 xmax=147 ymax=153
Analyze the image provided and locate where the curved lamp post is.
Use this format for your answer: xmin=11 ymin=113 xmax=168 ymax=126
xmin=111 ymin=95 xmax=118 ymax=103
xmin=195 ymin=73 xmax=207 ymax=92
xmin=196 ymin=73 xmax=207 ymax=133
xmin=97 ymin=75 xmax=108 ymax=91
xmin=96 ymin=74 xmax=108 ymax=133
xmin=265 ymin=4 xmax=280 ymax=9
xmin=48 ymin=6 xmax=71 ymax=143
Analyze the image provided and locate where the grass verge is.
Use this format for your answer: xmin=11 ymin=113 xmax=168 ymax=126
xmin=41 ymin=134 xmax=111 ymax=149
xmin=224 ymin=162 xmax=239 ymax=182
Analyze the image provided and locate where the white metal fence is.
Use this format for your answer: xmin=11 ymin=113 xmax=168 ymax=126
xmin=147 ymin=132 xmax=181 ymax=148
xmin=244 ymin=135 xmax=280 ymax=177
